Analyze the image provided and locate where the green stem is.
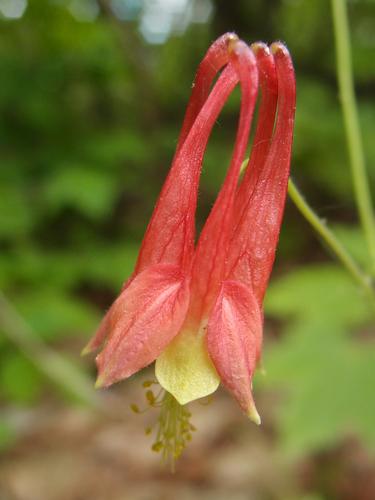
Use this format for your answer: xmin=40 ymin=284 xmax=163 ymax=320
xmin=0 ymin=291 xmax=100 ymax=409
xmin=331 ymin=0 xmax=375 ymax=270
xmin=288 ymin=179 xmax=375 ymax=303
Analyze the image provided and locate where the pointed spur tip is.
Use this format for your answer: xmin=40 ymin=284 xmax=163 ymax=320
xmin=94 ymin=374 xmax=106 ymax=389
xmin=80 ymin=344 xmax=93 ymax=357
xmin=247 ymin=404 xmax=262 ymax=426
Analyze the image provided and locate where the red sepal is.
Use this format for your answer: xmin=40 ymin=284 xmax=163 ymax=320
xmin=207 ymin=280 xmax=262 ymax=418
xmin=95 ymin=263 xmax=190 ymax=387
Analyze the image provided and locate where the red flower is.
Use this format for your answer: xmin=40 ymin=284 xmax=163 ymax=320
xmin=83 ymin=34 xmax=296 ymax=423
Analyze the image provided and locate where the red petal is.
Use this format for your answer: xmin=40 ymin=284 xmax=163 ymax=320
xmin=188 ymin=41 xmax=259 ymax=321
xmin=82 ymin=274 xmax=136 ymax=355
xmin=81 ymin=310 xmax=110 ymax=355
xmin=134 ymin=35 xmax=238 ymax=276
xmin=176 ymin=32 xmax=238 ymax=155
xmin=134 ymin=64 xmax=238 ymax=275
xmin=207 ymin=280 xmax=262 ymax=419
xmin=95 ymin=264 xmax=190 ymax=387
xmin=234 ymin=42 xmax=278 ymax=216
xmin=226 ymin=43 xmax=296 ymax=303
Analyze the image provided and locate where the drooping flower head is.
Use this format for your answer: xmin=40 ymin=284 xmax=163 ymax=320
xmin=83 ymin=34 xmax=296 ymax=431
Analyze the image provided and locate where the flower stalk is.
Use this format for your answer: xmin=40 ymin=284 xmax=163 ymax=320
xmin=288 ymin=179 xmax=375 ymax=306
xmin=331 ymin=0 xmax=375 ymax=271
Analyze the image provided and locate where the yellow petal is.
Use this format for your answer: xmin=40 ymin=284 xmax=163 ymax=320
xmin=155 ymin=328 xmax=220 ymax=405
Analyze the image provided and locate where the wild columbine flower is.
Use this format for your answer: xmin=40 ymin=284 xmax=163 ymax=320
xmin=83 ymin=33 xmax=295 ymax=458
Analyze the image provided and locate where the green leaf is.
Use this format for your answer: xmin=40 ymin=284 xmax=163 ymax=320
xmin=264 ymin=265 xmax=371 ymax=329
xmin=0 ymin=186 xmax=34 ymax=239
xmin=262 ymin=264 xmax=375 ymax=458
xmin=0 ymin=353 xmax=42 ymax=404
xmin=0 ymin=420 xmax=17 ymax=451
xmin=14 ymin=289 xmax=99 ymax=341
xmin=83 ymin=130 xmax=152 ymax=166
xmin=80 ymin=241 xmax=139 ymax=289
xmin=43 ymin=164 xmax=120 ymax=219
xmin=331 ymin=224 xmax=371 ymax=271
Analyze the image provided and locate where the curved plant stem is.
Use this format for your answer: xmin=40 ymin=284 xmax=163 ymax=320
xmin=288 ymin=179 xmax=375 ymax=304
xmin=0 ymin=291 xmax=100 ymax=409
xmin=331 ymin=0 xmax=375 ymax=270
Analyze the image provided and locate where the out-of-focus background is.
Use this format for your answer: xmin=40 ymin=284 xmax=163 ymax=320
xmin=0 ymin=0 xmax=375 ymax=499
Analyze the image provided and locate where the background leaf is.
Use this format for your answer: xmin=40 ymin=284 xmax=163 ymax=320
xmin=263 ymin=264 xmax=375 ymax=458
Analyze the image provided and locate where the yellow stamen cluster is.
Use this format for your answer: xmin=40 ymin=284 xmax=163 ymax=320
xmin=130 ymin=380 xmax=196 ymax=470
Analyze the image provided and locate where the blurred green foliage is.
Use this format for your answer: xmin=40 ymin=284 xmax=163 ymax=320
xmin=0 ymin=0 xmax=374 ymax=462
xmin=264 ymin=258 xmax=374 ymax=457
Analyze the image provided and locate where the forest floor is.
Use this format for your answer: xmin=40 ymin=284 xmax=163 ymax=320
xmin=1 ymin=370 xmax=374 ymax=500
